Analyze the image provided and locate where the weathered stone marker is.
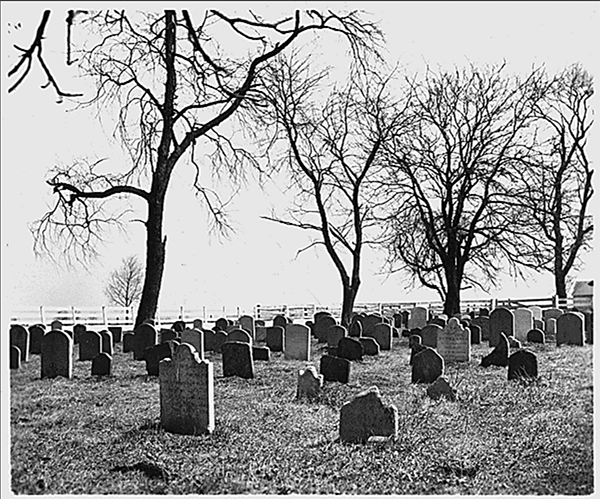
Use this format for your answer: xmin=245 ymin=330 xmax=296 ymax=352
xmin=79 ymin=331 xmax=102 ymax=361
xmin=28 ymin=325 xmax=45 ymax=355
xmin=91 ymin=352 xmax=112 ymax=376
xmin=557 ymin=312 xmax=584 ymax=346
xmin=339 ymin=386 xmax=398 ymax=443
xmin=159 ymin=343 xmax=214 ymax=435
xmin=222 ymin=341 xmax=254 ymax=379
xmin=508 ymin=350 xmax=538 ymax=381
xmin=337 ymin=337 xmax=363 ymax=361
xmin=437 ymin=318 xmax=470 ymax=362
xmin=266 ymin=326 xmax=284 ymax=352
xmin=133 ymin=323 xmax=158 ymax=361
xmin=359 ymin=337 xmax=380 ymax=356
xmin=489 ymin=308 xmax=514 ymax=346
xmin=481 ymin=332 xmax=510 ymax=368
xmin=320 ymin=355 xmax=350 ymax=383
xmin=10 ymin=325 xmax=29 ymax=363
xmin=420 ymin=324 xmax=441 ymax=348
xmin=411 ymin=347 xmax=444 ymax=384
xmin=10 ymin=346 xmax=21 ymax=369
xmin=284 ymin=324 xmax=310 ymax=361
xmin=296 ymin=366 xmax=324 ymax=401
xmin=181 ymin=328 xmax=204 ymax=358
xmin=41 ymin=330 xmax=73 ymax=379
xmin=426 ymin=376 xmax=457 ymax=401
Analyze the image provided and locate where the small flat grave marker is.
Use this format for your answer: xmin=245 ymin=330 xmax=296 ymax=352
xmin=91 ymin=352 xmax=112 ymax=376
xmin=508 ymin=350 xmax=538 ymax=381
xmin=296 ymin=366 xmax=323 ymax=401
xmin=411 ymin=347 xmax=444 ymax=384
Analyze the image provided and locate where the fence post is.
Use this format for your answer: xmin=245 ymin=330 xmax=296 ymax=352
xmin=255 ymin=304 xmax=261 ymax=321
xmin=552 ymin=295 xmax=559 ymax=308
xmin=102 ymin=306 xmax=107 ymax=327
xmin=39 ymin=306 xmax=45 ymax=325
xmin=70 ymin=306 xmax=76 ymax=326
xmin=179 ymin=305 xmax=184 ymax=320
xmin=236 ymin=306 xmax=240 ymax=318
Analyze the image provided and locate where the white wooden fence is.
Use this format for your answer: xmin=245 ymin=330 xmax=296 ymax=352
xmin=8 ymin=295 xmax=578 ymax=330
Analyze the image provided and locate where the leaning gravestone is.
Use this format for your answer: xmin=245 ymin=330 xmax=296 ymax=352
xmin=41 ymin=330 xmax=73 ymax=379
xmin=222 ymin=341 xmax=254 ymax=379
xmin=327 ymin=325 xmax=347 ymax=349
xmin=372 ymin=323 xmax=393 ymax=351
xmin=172 ymin=320 xmax=186 ymax=333
xmin=266 ymin=326 xmax=284 ymax=352
xmin=296 ymin=366 xmax=323 ymax=401
xmin=409 ymin=335 xmax=426 ymax=365
xmin=508 ymin=350 xmax=538 ymax=381
xmin=10 ymin=325 xmax=29 ymax=363
xmin=337 ymin=337 xmax=363 ymax=361
xmin=437 ymin=318 xmax=470 ymax=363
xmin=359 ymin=337 xmax=380 ymax=356
xmin=159 ymin=343 xmax=214 ymax=435
xmin=427 ymin=376 xmax=457 ymax=402
xmin=284 ymin=324 xmax=310 ymax=361
xmin=514 ymin=308 xmax=533 ymax=343
xmin=100 ymin=330 xmax=114 ymax=356
xmin=122 ymin=333 xmax=135 ymax=353
xmin=320 ymin=355 xmax=350 ymax=383
xmin=145 ymin=342 xmax=177 ymax=376
xmin=527 ymin=329 xmax=545 ymax=344
xmin=489 ymin=308 xmax=514 ymax=347
xmin=420 ymin=324 xmax=441 ymax=348
xmin=481 ymin=332 xmax=509 ymax=368
xmin=91 ymin=353 xmax=112 ymax=376
xmin=408 ymin=307 xmax=428 ymax=330
xmin=556 ymin=312 xmax=584 ymax=346
xmin=10 ymin=346 xmax=21 ymax=369
xmin=181 ymin=329 xmax=205 ymax=358
xmin=411 ymin=347 xmax=444 ymax=384
xmin=314 ymin=315 xmax=336 ymax=343
xmin=28 ymin=325 xmax=45 ymax=355
xmin=339 ymin=386 xmax=398 ymax=444
xmin=238 ymin=315 xmax=255 ymax=339
xmin=228 ymin=328 xmax=252 ymax=345
xmin=79 ymin=331 xmax=102 ymax=361
xmin=469 ymin=324 xmax=481 ymax=344
xmin=133 ymin=323 xmax=158 ymax=361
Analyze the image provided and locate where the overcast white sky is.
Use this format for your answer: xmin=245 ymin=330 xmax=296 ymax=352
xmin=1 ymin=2 xmax=599 ymax=317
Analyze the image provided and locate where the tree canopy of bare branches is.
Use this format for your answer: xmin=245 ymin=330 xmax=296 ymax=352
xmin=104 ymin=255 xmax=144 ymax=307
xmin=15 ymin=8 xmax=385 ymax=327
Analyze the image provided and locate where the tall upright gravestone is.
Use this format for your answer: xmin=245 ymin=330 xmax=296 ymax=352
xmin=556 ymin=312 xmax=584 ymax=346
xmin=10 ymin=325 xmax=29 ymax=363
xmin=159 ymin=343 xmax=214 ymax=435
xmin=408 ymin=307 xmax=428 ymax=330
xmin=41 ymin=330 xmax=73 ymax=379
xmin=238 ymin=315 xmax=255 ymax=339
xmin=28 ymin=324 xmax=45 ymax=355
xmin=371 ymin=323 xmax=393 ymax=351
xmin=514 ymin=308 xmax=533 ymax=343
xmin=134 ymin=323 xmax=158 ymax=360
xmin=181 ymin=328 xmax=204 ymax=358
xmin=437 ymin=318 xmax=470 ymax=362
xmin=80 ymin=331 xmax=102 ymax=361
xmin=489 ymin=308 xmax=514 ymax=347
xmin=284 ymin=324 xmax=310 ymax=361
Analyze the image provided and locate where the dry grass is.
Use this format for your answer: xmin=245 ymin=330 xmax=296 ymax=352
xmin=9 ymin=336 xmax=593 ymax=495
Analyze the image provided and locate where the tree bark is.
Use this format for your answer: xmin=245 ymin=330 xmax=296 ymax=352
xmin=555 ymin=270 xmax=567 ymax=299
xmin=443 ymin=267 xmax=462 ymax=316
xmin=341 ymin=282 xmax=359 ymax=328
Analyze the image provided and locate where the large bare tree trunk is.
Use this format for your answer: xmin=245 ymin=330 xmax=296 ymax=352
xmin=341 ymin=284 xmax=359 ymax=328
xmin=443 ymin=267 xmax=462 ymax=316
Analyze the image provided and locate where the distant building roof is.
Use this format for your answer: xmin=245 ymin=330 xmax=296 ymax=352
xmin=573 ymin=280 xmax=594 ymax=297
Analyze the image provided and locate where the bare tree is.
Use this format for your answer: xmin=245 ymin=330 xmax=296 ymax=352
xmin=254 ymin=53 xmax=411 ymax=326
xmin=12 ymin=9 xmax=384 ymax=327
xmin=516 ymin=64 xmax=594 ymax=298
xmin=105 ymin=255 xmax=144 ymax=307
xmin=375 ymin=63 xmax=545 ymax=316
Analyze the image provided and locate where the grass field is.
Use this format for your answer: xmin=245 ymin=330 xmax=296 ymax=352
xmin=9 ymin=334 xmax=594 ymax=495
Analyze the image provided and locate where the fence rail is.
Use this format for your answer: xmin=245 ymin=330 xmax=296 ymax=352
xmin=8 ymin=295 xmax=582 ymax=330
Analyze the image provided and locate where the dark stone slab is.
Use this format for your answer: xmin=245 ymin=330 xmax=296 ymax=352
xmin=222 ymin=341 xmax=254 ymax=379
xmin=508 ymin=350 xmax=538 ymax=381
xmin=145 ymin=342 xmax=176 ymax=376
xmin=527 ymin=329 xmax=545 ymax=344
xmin=481 ymin=332 xmax=509 ymax=367
xmin=252 ymin=346 xmax=270 ymax=361
xmin=28 ymin=324 xmax=45 ymax=355
xmin=122 ymin=333 xmax=135 ymax=353
xmin=10 ymin=345 xmax=21 ymax=369
xmin=108 ymin=326 xmax=122 ymax=343
xmin=337 ymin=337 xmax=363 ymax=361
xmin=320 ymin=355 xmax=350 ymax=383
xmin=411 ymin=347 xmax=443 ymax=384
xmin=359 ymin=337 xmax=380 ymax=356
xmin=91 ymin=352 xmax=112 ymax=376
xmin=266 ymin=326 xmax=284 ymax=352
xmin=469 ymin=324 xmax=481 ymax=345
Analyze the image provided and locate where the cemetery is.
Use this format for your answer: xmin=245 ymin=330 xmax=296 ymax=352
xmin=9 ymin=304 xmax=593 ymax=495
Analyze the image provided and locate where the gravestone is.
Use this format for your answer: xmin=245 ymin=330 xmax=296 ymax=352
xmin=481 ymin=332 xmax=509 ymax=367
xmin=122 ymin=333 xmax=135 ymax=353
xmin=255 ymin=326 xmax=267 ymax=343
xmin=228 ymin=328 xmax=252 ymax=345
xmin=327 ymin=325 xmax=347 ymax=349
xmin=28 ymin=325 xmax=45 ymax=355
xmin=408 ymin=307 xmax=428 ymax=330
xmin=41 ymin=330 xmax=73 ymax=379
xmin=161 ymin=329 xmax=178 ymax=344
xmin=145 ymin=342 xmax=176 ymax=376
xmin=181 ymin=329 xmax=205 ymax=358
xmin=73 ymin=324 xmax=87 ymax=344
xmin=159 ymin=343 xmax=214 ymax=435
xmin=533 ymin=319 xmax=544 ymax=331
xmin=362 ymin=315 xmax=384 ymax=338
xmin=215 ymin=318 xmax=229 ymax=331
xmin=222 ymin=341 xmax=254 ymax=379
xmin=527 ymin=329 xmax=545 ymax=344
xmin=348 ymin=320 xmax=362 ymax=338
xmin=359 ymin=337 xmax=380 ymax=356
xmin=10 ymin=325 xmax=29 ymax=363
xmin=10 ymin=346 xmax=21 ymax=369
xmin=508 ymin=336 xmax=522 ymax=349
xmin=489 ymin=308 xmax=514 ymax=346
xmin=266 ymin=326 xmax=284 ymax=352
xmin=284 ymin=324 xmax=310 ymax=361
xmin=437 ymin=318 xmax=470 ymax=362
xmin=400 ymin=310 xmax=410 ymax=327
xmin=339 ymin=386 xmax=398 ymax=444
xmin=393 ymin=313 xmax=403 ymax=329
xmin=252 ymin=346 xmax=270 ymax=361
xmin=546 ymin=318 xmax=557 ymax=337
xmin=469 ymin=324 xmax=481 ymax=344
xmin=529 ymin=306 xmax=543 ymax=321
xmin=172 ymin=320 xmax=186 ymax=333
xmin=296 ymin=366 xmax=323 ymax=401
xmin=213 ymin=331 xmax=228 ymax=353
xmin=514 ymin=308 xmax=534 ymax=343
xmin=420 ymin=324 xmax=441 ymax=348
xmin=192 ymin=319 xmax=203 ymax=330
xmin=426 ymin=376 xmax=457 ymax=401
xmin=91 ymin=353 xmax=112 ymax=376
xmin=411 ymin=347 xmax=444 ymax=384
xmin=320 ymin=355 xmax=350 ymax=383
xmin=543 ymin=308 xmax=563 ymax=322
xmin=273 ymin=315 xmax=288 ymax=329
xmin=100 ymin=330 xmax=114 ymax=356
xmin=238 ymin=315 xmax=255 ymax=339
xmin=508 ymin=350 xmax=538 ymax=381
xmin=479 ymin=308 xmax=490 ymax=317
xmin=337 ymin=337 xmax=363 ymax=361
xmin=50 ymin=320 xmax=63 ymax=331
xmin=372 ymin=323 xmax=392 ymax=351
xmin=133 ymin=323 xmax=158 ymax=361
xmin=409 ymin=335 xmax=426 ymax=365
xmin=203 ymin=329 xmax=216 ymax=352
xmin=429 ymin=317 xmax=446 ymax=328
xmin=556 ymin=312 xmax=584 ymax=346
xmin=108 ymin=326 xmax=122 ymax=344
xmin=79 ymin=331 xmax=102 ymax=361
xmin=314 ymin=315 xmax=336 ymax=343
xmin=472 ymin=316 xmax=490 ymax=341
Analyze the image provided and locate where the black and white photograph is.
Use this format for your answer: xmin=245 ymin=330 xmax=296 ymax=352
xmin=2 ymin=2 xmax=597 ymax=495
